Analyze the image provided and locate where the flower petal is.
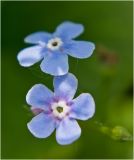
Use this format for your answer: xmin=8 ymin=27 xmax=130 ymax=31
xmin=56 ymin=117 xmax=81 ymax=145
xmin=27 ymin=113 xmax=55 ymax=138
xmin=40 ymin=52 xmax=68 ymax=76
xmin=54 ymin=73 xmax=78 ymax=100
xmin=24 ymin=32 xmax=52 ymax=44
xmin=65 ymin=40 xmax=95 ymax=58
xmin=26 ymin=84 xmax=53 ymax=110
xmin=70 ymin=93 xmax=95 ymax=120
xmin=54 ymin=21 xmax=84 ymax=40
xmin=17 ymin=46 xmax=43 ymax=67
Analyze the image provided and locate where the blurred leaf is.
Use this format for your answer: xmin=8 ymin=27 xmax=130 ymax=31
xmin=95 ymin=121 xmax=132 ymax=142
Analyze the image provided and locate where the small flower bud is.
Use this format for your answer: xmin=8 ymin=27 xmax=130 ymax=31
xmin=111 ymin=126 xmax=132 ymax=141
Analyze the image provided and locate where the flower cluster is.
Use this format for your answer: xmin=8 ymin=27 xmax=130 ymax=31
xmin=17 ymin=21 xmax=95 ymax=145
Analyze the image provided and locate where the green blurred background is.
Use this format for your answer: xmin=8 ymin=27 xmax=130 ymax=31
xmin=2 ymin=1 xmax=133 ymax=159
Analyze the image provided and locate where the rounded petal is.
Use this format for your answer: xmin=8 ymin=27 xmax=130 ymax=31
xmin=40 ymin=52 xmax=68 ymax=76
xmin=17 ymin=46 xmax=43 ymax=67
xmin=66 ymin=40 xmax=95 ymax=58
xmin=54 ymin=73 xmax=78 ymax=100
xmin=24 ymin=32 xmax=52 ymax=44
xmin=54 ymin=21 xmax=84 ymax=40
xmin=27 ymin=113 xmax=55 ymax=138
xmin=26 ymin=84 xmax=53 ymax=110
xmin=56 ymin=118 xmax=81 ymax=145
xmin=70 ymin=93 xmax=95 ymax=120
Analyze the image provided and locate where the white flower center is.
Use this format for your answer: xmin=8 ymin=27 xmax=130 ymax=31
xmin=51 ymin=100 xmax=70 ymax=119
xmin=47 ymin=37 xmax=63 ymax=51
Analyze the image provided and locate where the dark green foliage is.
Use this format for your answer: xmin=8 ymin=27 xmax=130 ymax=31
xmin=2 ymin=1 xmax=133 ymax=159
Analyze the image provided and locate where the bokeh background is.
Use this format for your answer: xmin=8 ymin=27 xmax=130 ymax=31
xmin=2 ymin=1 xmax=133 ymax=159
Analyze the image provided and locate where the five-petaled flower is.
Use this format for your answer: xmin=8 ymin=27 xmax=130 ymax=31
xmin=26 ymin=73 xmax=95 ymax=145
xmin=17 ymin=21 xmax=95 ymax=76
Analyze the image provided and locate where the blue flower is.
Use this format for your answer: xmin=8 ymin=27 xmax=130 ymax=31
xmin=26 ymin=73 xmax=95 ymax=145
xmin=17 ymin=21 xmax=95 ymax=76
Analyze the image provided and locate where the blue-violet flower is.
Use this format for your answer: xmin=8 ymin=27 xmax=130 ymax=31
xmin=17 ymin=21 xmax=95 ymax=76
xmin=26 ymin=73 xmax=95 ymax=145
